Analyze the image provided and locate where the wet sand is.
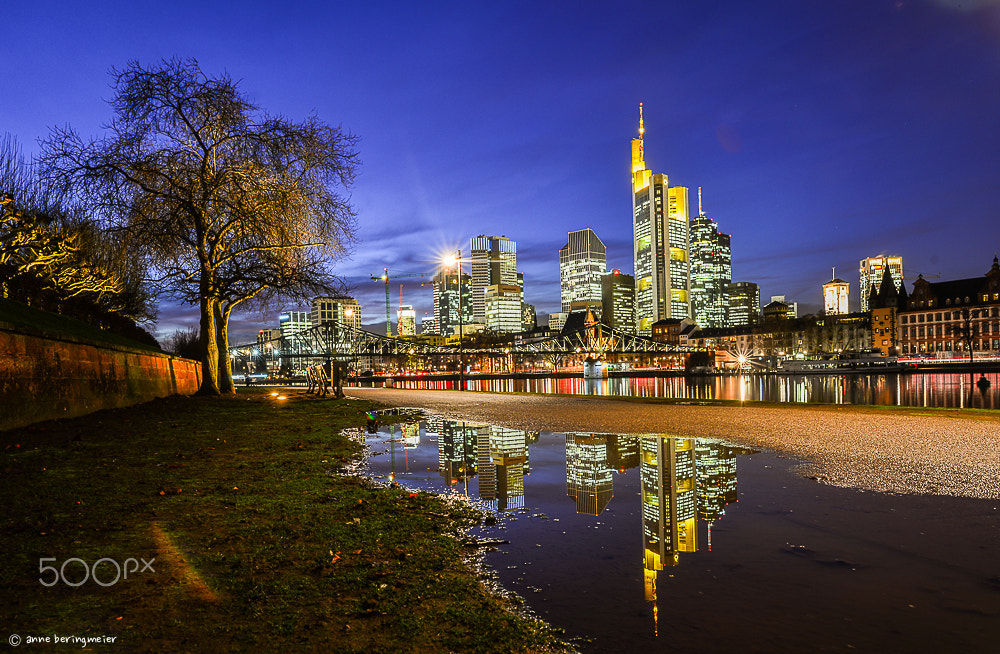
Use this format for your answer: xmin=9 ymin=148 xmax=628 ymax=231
xmin=345 ymin=387 xmax=1000 ymax=499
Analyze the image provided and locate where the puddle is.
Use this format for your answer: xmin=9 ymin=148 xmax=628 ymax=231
xmin=362 ymin=416 xmax=1000 ymax=653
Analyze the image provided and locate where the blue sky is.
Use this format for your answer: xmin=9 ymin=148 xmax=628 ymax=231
xmin=5 ymin=0 xmax=1000 ymax=343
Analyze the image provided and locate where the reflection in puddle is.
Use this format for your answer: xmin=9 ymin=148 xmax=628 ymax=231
xmin=364 ymin=416 xmax=1000 ymax=653
xmin=367 ymin=417 xmax=757 ymax=646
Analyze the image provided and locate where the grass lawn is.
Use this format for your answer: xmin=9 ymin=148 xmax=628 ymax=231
xmin=0 ymin=389 xmax=569 ymax=653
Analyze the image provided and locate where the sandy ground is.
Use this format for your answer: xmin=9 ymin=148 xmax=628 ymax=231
xmin=345 ymin=387 xmax=1000 ymax=499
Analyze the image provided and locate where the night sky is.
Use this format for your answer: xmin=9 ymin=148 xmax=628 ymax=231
xmin=5 ymin=0 xmax=1000 ymax=344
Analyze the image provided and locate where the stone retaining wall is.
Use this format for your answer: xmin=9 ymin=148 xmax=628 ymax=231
xmin=0 ymin=326 xmax=202 ymax=432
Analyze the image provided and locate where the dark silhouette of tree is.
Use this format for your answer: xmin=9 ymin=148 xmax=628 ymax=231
xmin=948 ymin=307 xmax=978 ymax=365
xmin=40 ymin=58 xmax=359 ymax=394
xmin=163 ymin=327 xmax=201 ymax=360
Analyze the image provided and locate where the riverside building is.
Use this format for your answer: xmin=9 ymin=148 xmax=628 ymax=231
xmin=898 ymin=256 xmax=1000 ymax=357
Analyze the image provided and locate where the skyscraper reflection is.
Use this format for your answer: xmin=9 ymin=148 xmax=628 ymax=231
xmin=565 ymin=433 xmax=614 ymax=515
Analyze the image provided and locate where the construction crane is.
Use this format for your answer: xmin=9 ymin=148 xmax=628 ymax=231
xmin=371 ymin=268 xmax=427 ymax=337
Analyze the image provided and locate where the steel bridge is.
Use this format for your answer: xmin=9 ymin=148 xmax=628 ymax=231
xmin=229 ymin=318 xmax=702 ymax=373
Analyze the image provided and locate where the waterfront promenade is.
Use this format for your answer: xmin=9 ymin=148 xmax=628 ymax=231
xmin=346 ymin=387 xmax=1000 ymax=499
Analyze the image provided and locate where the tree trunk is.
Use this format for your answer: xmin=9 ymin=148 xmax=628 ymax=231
xmin=217 ymin=303 xmax=235 ymax=395
xmin=198 ymin=295 xmax=220 ymax=395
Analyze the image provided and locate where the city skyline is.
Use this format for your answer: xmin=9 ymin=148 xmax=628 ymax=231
xmin=5 ymin=1 xmax=1000 ymax=344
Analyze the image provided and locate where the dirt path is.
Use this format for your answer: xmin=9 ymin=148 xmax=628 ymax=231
xmin=345 ymin=387 xmax=1000 ymax=499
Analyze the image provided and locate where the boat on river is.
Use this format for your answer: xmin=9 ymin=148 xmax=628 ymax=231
xmin=779 ymin=351 xmax=906 ymax=374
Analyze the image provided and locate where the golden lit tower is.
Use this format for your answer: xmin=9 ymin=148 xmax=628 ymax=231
xmin=632 ymin=104 xmax=690 ymax=335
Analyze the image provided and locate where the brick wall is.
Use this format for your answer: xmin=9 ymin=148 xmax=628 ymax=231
xmin=0 ymin=327 xmax=202 ymax=432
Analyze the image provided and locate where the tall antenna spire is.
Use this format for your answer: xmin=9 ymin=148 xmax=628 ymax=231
xmin=698 ymin=187 xmax=703 ymax=216
xmin=631 ymin=103 xmax=650 ymax=189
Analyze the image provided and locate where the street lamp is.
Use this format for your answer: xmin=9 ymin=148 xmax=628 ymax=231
xmin=444 ymin=250 xmax=465 ymax=390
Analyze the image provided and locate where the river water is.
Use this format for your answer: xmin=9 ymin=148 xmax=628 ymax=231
xmin=363 ymin=416 xmax=1000 ymax=653
xmin=365 ymin=371 xmax=1000 ymax=409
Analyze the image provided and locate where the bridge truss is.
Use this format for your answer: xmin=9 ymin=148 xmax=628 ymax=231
xmin=228 ymin=319 xmax=702 ymax=374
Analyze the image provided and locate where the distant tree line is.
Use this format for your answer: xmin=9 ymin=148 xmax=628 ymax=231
xmin=1 ymin=136 xmax=158 ymax=346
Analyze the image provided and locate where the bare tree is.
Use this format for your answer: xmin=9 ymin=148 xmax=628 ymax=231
xmin=40 ymin=58 xmax=359 ymax=394
xmin=948 ymin=307 xmax=979 ymax=365
xmin=163 ymin=327 xmax=201 ymax=360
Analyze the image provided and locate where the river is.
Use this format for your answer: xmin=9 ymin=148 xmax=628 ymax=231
xmin=353 ymin=371 xmax=1000 ymax=409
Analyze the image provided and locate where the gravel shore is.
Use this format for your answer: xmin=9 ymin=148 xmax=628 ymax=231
xmin=345 ymin=387 xmax=1000 ymax=499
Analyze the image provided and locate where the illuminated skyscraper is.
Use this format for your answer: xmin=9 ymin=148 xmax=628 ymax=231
xmin=632 ymin=104 xmax=690 ymax=335
xmin=601 ymin=270 xmax=635 ymax=333
xmin=278 ymin=310 xmax=311 ymax=339
xmin=431 ymin=265 xmax=472 ymax=337
xmin=727 ymin=281 xmax=760 ymax=327
xmin=484 ymin=284 xmax=523 ymax=333
xmin=560 ymin=228 xmax=607 ymax=313
xmin=257 ymin=328 xmax=280 ymax=346
xmin=859 ymin=255 xmax=903 ymax=313
xmin=470 ymin=235 xmax=518 ymax=324
xmin=310 ymin=296 xmax=361 ymax=331
xmin=396 ymin=304 xmax=416 ymax=336
xmin=689 ymin=189 xmax=732 ymax=328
